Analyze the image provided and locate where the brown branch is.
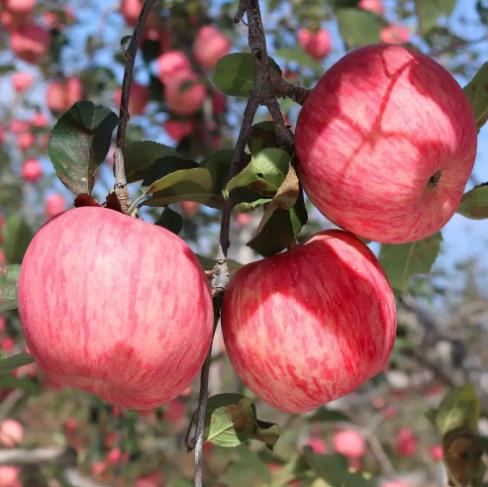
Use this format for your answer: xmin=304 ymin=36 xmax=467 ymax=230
xmin=114 ymin=0 xmax=158 ymax=213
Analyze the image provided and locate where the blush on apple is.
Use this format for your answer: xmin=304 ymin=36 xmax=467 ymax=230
xmin=18 ymin=207 xmax=213 ymax=410
xmin=297 ymin=28 xmax=332 ymax=60
xmin=21 ymin=159 xmax=43 ymax=183
xmin=295 ymin=44 xmax=477 ymax=243
xmin=222 ymin=230 xmax=397 ymax=413
xmin=193 ymin=25 xmax=231 ymax=69
xmin=10 ymin=22 xmax=51 ymax=64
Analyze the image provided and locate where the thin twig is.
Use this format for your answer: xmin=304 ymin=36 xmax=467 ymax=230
xmin=113 ymin=0 xmax=158 ymax=212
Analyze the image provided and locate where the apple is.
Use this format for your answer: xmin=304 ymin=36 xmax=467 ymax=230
xmin=358 ymin=0 xmax=384 ymax=15
xmin=380 ymin=24 xmax=411 ymax=44
xmin=0 ymin=316 xmax=5 ymax=333
xmin=31 ymin=112 xmax=48 ymax=127
xmin=10 ymin=22 xmax=51 ymax=64
xmin=164 ymin=72 xmax=206 ymax=116
xmin=44 ymin=193 xmax=66 ymax=219
xmin=6 ymin=0 xmax=36 ymax=13
xmin=47 ymin=76 xmax=84 ymax=112
xmin=17 ymin=131 xmax=35 ymax=151
xmin=235 ymin=212 xmax=253 ymax=227
xmin=305 ymin=437 xmax=327 ymax=454
xmin=0 ymin=466 xmax=20 ymax=487
xmin=135 ymin=471 xmax=164 ymax=487
xmin=180 ymin=201 xmax=199 ymax=217
xmin=121 ymin=0 xmax=142 ymax=26
xmin=295 ymin=44 xmax=477 ymax=244
xmin=221 ymin=230 xmax=397 ymax=413
xmin=333 ymin=429 xmax=366 ymax=459
xmin=10 ymin=119 xmax=28 ymax=133
xmin=193 ymin=25 xmax=231 ymax=69
xmin=0 ymin=419 xmax=24 ymax=447
xmin=11 ymin=71 xmax=34 ymax=92
xmin=21 ymin=159 xmax=43 ymax=183
xmin=164 ymin=120 xmax=194 ymax=141
xmin=18 ymin=207 xmax=213 ymax=410
xmin=114 ymin=83 xmax=149 ymax=115
xmin=1 ymin=338 xmax=14 ymax=352
xmin=430 ymin=444 xmax=443 ymax=462
xmin=157 ymin=50 xmax=192 ymax=85
xmin=381 ymin=482 xmax=409 ymax=487
xmin=297 ymin=28 xmax=332 ymax=60
xmin=0 ymin=251 xmax=4 ymax=266
xmin=396 ymin=427 xmax=417 ymax=457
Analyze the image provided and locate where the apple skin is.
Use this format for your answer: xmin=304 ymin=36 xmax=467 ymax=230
xmin=221 ymin=229 xmax=397 ymax=413
xmin=10 ymin=22 xmax=51 ymax=64
xmin=297 ymin=28 xmax=332 ymax=60
xmin=295 ymin=44 xmax=477 ymax=244
xmin=18 ymin=207 xmax=213 ymax=410
xmin=22 ymin=159 xmax=43 ymax=183
xmin=193 ymin=26 xmax=230 ymax=69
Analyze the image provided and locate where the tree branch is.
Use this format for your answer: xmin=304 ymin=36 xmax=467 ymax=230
xmin=114 ymin=0 xmax=157 ymax=213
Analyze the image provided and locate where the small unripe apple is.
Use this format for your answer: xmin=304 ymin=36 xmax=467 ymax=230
xmin=0 ymin=465 xmax=20 ymax=487
xmin=380 ymin=24 xmax=410 ymax=44
xmin=295 ymin=44 xmax=477 ymax=243
xmin=10 ymin=22 xmax=51 ymax=64
xmin=0 ymin=419 xmax=24 ymax=447
xmin=11 ymin=71 xmax=34 ymax=92
xmin=121 ymin=0 xmax=142 ymax=26
xmin=18 ymin=207 xmax=213 ymax=409
xmin=164 ymin=72 xmax=206 ymax=116
xmin=21 ymin=159 xmax=43 ymax=183
xmin=6 ymin=0 xmax=36 ymax=13
xmin=358 ymin=0 xmax=384 ymax=15
xmin=222 ymin=230 xmax=397 ymax=413
xmin=297 ymin=28 xmax=332 ymax=60
xmin=164 ymin=120 xmax=194 ymax=141
xmin=157 ymin=50 xmax=192 ymax=85
xmin=193 ymin=26 xmax=231 ymax=69
xmin=44 ymin=193 xmax=66 ymax=219
xmin=396 ymin=427 xmax=417 ymax=457
xmin=333 ymin=429 xmax=366 ymax=459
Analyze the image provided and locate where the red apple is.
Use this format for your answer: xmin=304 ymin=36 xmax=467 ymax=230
xmin=157 ymin=50 xmax=192 ymax=84
xmin=305 ymin=437 xmax=327 ymax=454
xmin=381 ymin=481 xmax=409 ymax=487
xmin=44 ymin=193 xmax=66 ymax=219
xmin=0 ymin=419 xmax=24 ymax=447
xmin=6 ymin=0 xmax=36 ymax=13
xmin=0 ymin=251 xmax=4 ymax=266
xmin=235 ymin=212 xmax=253 ymax=227
xmin=10 ymin=119 xmax=28 ymax=133
xmin=297 ymin=28 xmax=332 ymax=60
xmin=1 ymin=337 xmax=14 ymax=352
xmin=396 ymin=427 xmax=417 ymax=457
xmin=180 ymin=201 xmax=199 ymax=216
xmin=430 ymin=444 xmax=443 ymax=462
xmin=164 ymin=120 xmax=194 ymax=141
xmin=10 ymin=22 xmax=51 ymax=64
xmin=295 ymin=44 xmax=477 ymax=244
xmin=358 ymin=0 xmax=384 ymax=15
xmin=333 ymin=429 xmax=366 ymax=459
xmin=18 ymin=207 xmax=213 ymax=410
xmin=21 ymin=159 xmax=42 ymax=182
xmin=165 ymin=72 xmax=206 ymax=116
xmin=0 ymin=466 xmax=20 ymax=487
xmin=11 ymin=71 xmax=34 ymax=92
xmin=17 ymin=131 xmax=35 ymax=151
xmin=47 ymin=76 xmax=84 ymax=112
xmin=221 ymin=230 xmax=397 ymax=413
xmin=135 ymin=471 xmax=164 ymax=487
xmin=193 ymin=25 xmax=231 ymax=69
xmin=31 ymin=112 xmax=48 ymax=127
xmin=114 ymin=83 xmax=149 ymax=115
xmin=121 ymin=0 xmax=142 ymax=26
xmin=380 ymin=24 xmax=411 ymax=44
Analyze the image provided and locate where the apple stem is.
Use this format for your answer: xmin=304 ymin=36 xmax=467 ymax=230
xmin=113 ymin=0 xmax=157 ymax=214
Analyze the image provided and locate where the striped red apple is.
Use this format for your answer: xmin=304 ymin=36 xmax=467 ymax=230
xmin=295 ymin=44 xmax=477 ymax=243
xmin=222 ymin=230 xmax=397 ymax=413
xmin=18 ymin=207 xmax=213 ymax=409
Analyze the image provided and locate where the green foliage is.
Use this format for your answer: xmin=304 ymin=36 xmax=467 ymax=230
xmin=3 ymin=215 xmax=33 ymax=264
xmin=0 ymin=352 xmax=34 ymax=375
xmin=336 ymin=8 xmax=383 ymax=48
xmin=457 ymin=184 xmax=488 ymax=219
xmin=155 ymin=207 xmax=183 ymax=235
xmin=204 ymin=393 xmax=280 ymax=449
xmin=213 ymin=53 xmax=256 ymax=97
xmin=379 ymin=233 xmax=442 ymax=291
xmin=0 ymin=264 xmax=20 ymax=312
xmin=464 ymin=62 xmax=488 ymax=130
xmin=48 ymin=101 xmax=118 ymax=194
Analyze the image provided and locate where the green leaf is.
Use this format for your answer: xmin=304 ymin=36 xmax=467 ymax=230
xmin=379 ymin=233 xmax=442 ymax=291
xmin=226 ymin=148 xmax=291 ymax=197
xmin=457 ymin=184 xmax=488 ymax=219
xmin=248 ymin=121 xmax=278 ymax=155
xmin=48 ymin=101 xmax=118 ymax=195
xmin=308 ymin=407 xmax=351 ymax=423
xmin=219 ymin=446 xmax=270 ymax=486
xmin=336 ymin=8 xmax=384 ymax=48
xmin=435 ymin=384 xmax=480 ymax=436
xmin=124 ymin=141 xmax=178 ymax=183
xmin=154 ymin=207 xmax=183 ymax=235
xmin=213 ymin=53 xmax=255 ymax=97
xmin=0 ymin=264 xmax=20 ymax=312
xmin=3 ymin=215 xmax=33 ymax=264
xmin=204 ymin=393 xmax=280 ymax=449
xmin=464 ymin=62 xmax=488 ymax=130
xmin=304 ymin=450 xmax=373 ymax=487
xmin=414 ymin=0 xmax=456 ymax=34
xmin=0 ymin=353 xmax=34 ymax=375
xmin=142 ymin=156 xmax=200 ymax=188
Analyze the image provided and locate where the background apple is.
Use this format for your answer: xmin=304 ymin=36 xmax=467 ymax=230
xmin=115 ymin=83 xmax=149 ymax=115
xmin=0 ymin=465 xmax=20 ymax=487
xmin=297 ymin=28 xmax=332 ymax=60
xmin=6 ymin=0 xmax=36 ymax=13
xmin=332 ymin=429 xmax=366 ymax=459
xmin=396 ymin=427 xmax=417 ymax=457
xmin=44 ymin=193 xmax=66 ymax=219
xmin=121 ymin=0 xmax=142 ymax=26
xmin=11 ymin=71 xmax=34 ymax=92
xmin=10 ymin=22 xmax=51 ymax=64
xmin=380 ymin=24 xmax=411 ymax=44
xmin=222 ymin=230 xmax=397 ymax=412
xmin=0 ymin=419 xmax=24 ymax=447
xmin=157 ymin=50 xmax=192 ymax=84
xmin=164 ymin=72 xmax=206 ymax=116
xmin=21 ymin=158 xmax=43 ymax=183
xmin=295 ymin=44 xmax=477 ymax=243
xmin=18 ymin=207 xmax=214 ymax=410
xmin=47 ymin=76 xmax=84 ymax=112
xmin=358 ymin=0 xmax=384 ymax=15
xmin=193 ymin=25 xmax=231 ymax=69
